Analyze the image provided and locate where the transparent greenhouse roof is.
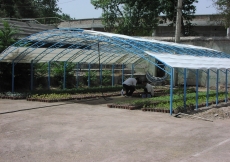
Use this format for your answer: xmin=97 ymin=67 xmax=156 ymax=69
xmin=0 ymin=28 xmax=230 ymax=69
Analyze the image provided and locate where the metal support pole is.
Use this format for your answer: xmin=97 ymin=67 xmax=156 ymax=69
xmin=195 ymin=69 xmax=199 ymax=110
xmin=76 ymin=63 xmax=79 ymax=88
xmin=131 ymin=63 xmax=134 ymax=78
xmin=0 ymin=63 xmax=1 ymax=91
xmin=100 ymin=64 xmax=103 ymax=86
xmin=48 ymin=61 xmax=51 ymax=90
xmin=112 ymin=64 xmax=114 ymax=86
xmin=183 ymin=68 xmax=187 ymax=109
xmin=122 ymin=64 xmax=124 ymax=84
xmin=206 ymin=69 xmax=210 ymax=107
xmin=12 ymin=61 xmax=15 ymax=93
xmin=216 ymin=69 xmax=219 ymax=105
xmin=30 ymin=60 xmax=34 ymax=91
xmin=225 ymin=69 xmax=228 ymax=103
xmin=227 ymin=27 xmax=230 ymax=38
xmin=88 ymin=63 xmax=91 ymax=87
xmin=170 ymin=68 xmax=174 ymax=115
xmin=63 ymin=62 xmax=66 ymax=89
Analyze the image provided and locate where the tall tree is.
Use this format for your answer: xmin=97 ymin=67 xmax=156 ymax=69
xmin=0 ymin=0 xmax=16 ymax=18
xmin=34 ymin=0 xmax=61 ymax=17
xmin=91 ymin=0 xmax=198 ymax=36
xmin=91 ymin=0 xmax=161 ymax=36
xmin=14 ymin=0 xmax=39 ymax=18
xmin=0 ymin=0 xmax=62 ymax=18
xmin=213 ymin=0 xmax=230 ymax=28
xmin=160 ymin=0 xmax=198 ymax=36
xmin=0 ymin=20 xmax=19 ymax=91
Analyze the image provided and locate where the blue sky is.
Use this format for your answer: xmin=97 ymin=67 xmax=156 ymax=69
xmin=58 ymin=0 xmax=217 ymax=19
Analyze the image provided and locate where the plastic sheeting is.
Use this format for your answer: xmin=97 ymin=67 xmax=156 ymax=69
xmin=146 ymin=51 xmax=230 ymax=69
xmin=2 ymin=47 xmax=140 ymax=64
xmin=1 ymin=28 xmax=230 ymax=70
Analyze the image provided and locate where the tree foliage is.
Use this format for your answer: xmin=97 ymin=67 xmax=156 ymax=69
xmin=0 ymin=20 xmax=18 ymax=52
xmin=213 ymin=0 xmax=230 ymax=27
xmin=160 ymin=0 xmax=198 ymax=36
xmin=0 ymin=0 xmax=63 ymax=18
xmin=91 ymin=0 xmax=198 ymax=36
xmin=91 ymin=0 xmax=161 ymax=36
xmin=34 ymin=0 xmax=61 ymax=18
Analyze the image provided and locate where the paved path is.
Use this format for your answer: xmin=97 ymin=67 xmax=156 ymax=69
xmin=0 ymin=97 xmax=230 ymax=162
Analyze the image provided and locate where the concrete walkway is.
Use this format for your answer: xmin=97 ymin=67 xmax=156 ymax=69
xmin=0 ymin=97 xmax=230 ymax=162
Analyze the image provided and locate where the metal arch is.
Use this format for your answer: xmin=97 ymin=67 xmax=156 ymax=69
xmin=124 ymin=55 xmax=143 ymax=65
xmin=141 ymin=41 xmax=173 ymax=54
xmin=12 ymin=41 xmax=46 ymax=65
xmin=16 ymin=34 xmax=84 ymax=67
xmin=2 ymin=27 xmax=230 ymax=64
xmin=129 ymin=41 xmax=162 ymax=53
xmin=132 ymin=40 xmax=175 ymax=54
xmin=162 ymin=45 xmax=193 ymax=55
xmin=102 ymin=49 xmax=133 ymax=64
xmin=96 ymin=42 xmax=137 ymax=64
xmin=76 ymin=43 xmax=113 ymax=64
xmin=66 ymin=42 xmax=99 ymax=63
xmin=5 ymin=30 xmax=76 ymax=64
xmin=13 ymin=32 xmax=75 ymax=64
xmin=179 ymin=47 xmax=201 ymax=56
xmin=151 ymin=43 xmax=176 ymax=54
xmin=95 ymin=39 xmax=140 ymax=65
xmin=108 ymin=40 xmax=165 ymax=65
xmin=87 ymin=42 xmax=115 ymax=64
xmin=32 ymin=34 xmax=82 ymax=64
xmin=49 ymin=40 xmax=87 ymax=62
xmin=111 ymin=36 xmax=171 ymax=75
xmin=90 ymin=42 xmax=133 ymax=64
xmin=0 ymin=29 xmax=61 ymax=61
xmin=64 ymin=35 xmax=118 ymax=64
xmin=92 ymin=39 xmax=145 ymax=65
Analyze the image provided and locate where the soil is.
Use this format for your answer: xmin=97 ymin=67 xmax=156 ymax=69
xmin=176 ymin=102 xmax=230 ymax=121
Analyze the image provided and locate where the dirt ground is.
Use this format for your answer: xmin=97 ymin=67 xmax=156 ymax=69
xmin=1 ymin=97 xmax=230 ymax=162
xmin=178 ymin=102 xmax=230 ymax=121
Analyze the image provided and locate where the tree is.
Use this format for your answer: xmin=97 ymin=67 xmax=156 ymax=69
xmin=91 ymin=0 xmax=161 ymax=36
xmin=34 ymin=0 xmax=61 ymax=17
xmin=0 ymin=0 xmax=15 ymax=18
xmin=160 ymin=0 xmax=198 ymax=36
xmin=0 ymin=21 xmax=18 ymax=52
xmin=14 ymin=0 xmax=40 ymax=18
xmin=0 ymin=21 xmax=33 ymax=92
xmin=213 ymin=0 xmax=230 ymax=28
xmin=0 ymin=0 xmax=62 ymax=19
xmin=91 ymin=0 xmax=198 ymax=36
xmin=57 ymin=13 xmax=74 ymax=21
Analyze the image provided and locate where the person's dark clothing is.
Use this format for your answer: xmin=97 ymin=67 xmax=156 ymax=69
xmin=123 ymin=84 xmax=135 ymax=96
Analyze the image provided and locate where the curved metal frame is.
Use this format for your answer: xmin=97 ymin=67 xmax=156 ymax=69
xmin=1 ymin=28 xmax=230 ymax=115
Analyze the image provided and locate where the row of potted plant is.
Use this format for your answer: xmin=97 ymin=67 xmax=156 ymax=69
xmin=107 ymin=104 xmax=139 ymax=110
xmin=107 ymin=91 xmax=229 ymax=113
xmin=30 ymin=85 xmax=144 ymax=95
xmin=27 ymin=93 xmax=73 ymax=102
xmin=142 ymin=107 xmax=171 ymax=113
xmin=72 ymin=92 xmax=121 ymax=100
xmin=0 ymin=92 xmax=27 ymax=99
xmin=0 ymin=85 xmax=169 ymax=101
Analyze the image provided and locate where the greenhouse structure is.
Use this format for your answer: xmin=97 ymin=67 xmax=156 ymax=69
xmin=0 ymin=28 xmax=230 ymax=115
